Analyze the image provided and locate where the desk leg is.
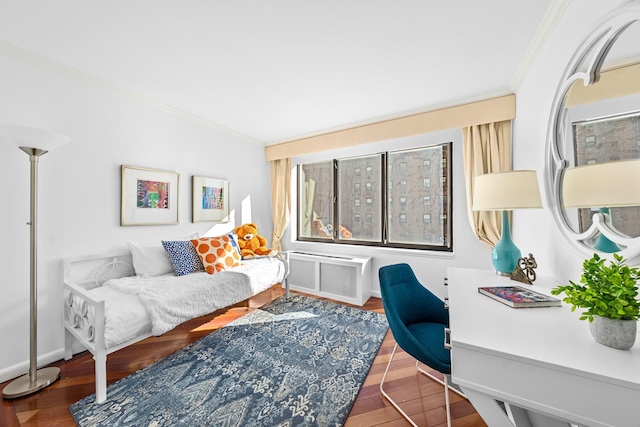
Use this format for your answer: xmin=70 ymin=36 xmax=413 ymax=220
xmin=463 ymin=387 xmax=574 ymax=427
xmin=508 ymin=404 xmax=574 ymax=427
xmin=461 ymin=388 xmax=522 ymax=427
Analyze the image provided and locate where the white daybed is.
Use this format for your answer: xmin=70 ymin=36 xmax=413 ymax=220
xmin=63 ymin=251 xmax=288 ymax=403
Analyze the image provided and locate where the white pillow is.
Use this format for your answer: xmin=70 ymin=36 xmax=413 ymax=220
xmin=127 ymin=233 xmax=199 ymax=277
xmin=127 ymin=241 xmax=174 ymax=277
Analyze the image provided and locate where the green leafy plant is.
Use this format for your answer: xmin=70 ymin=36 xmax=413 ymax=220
xmin=551 ymin=253 xmax=640 ymax=322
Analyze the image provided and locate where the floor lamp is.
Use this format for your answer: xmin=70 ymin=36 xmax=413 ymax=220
xmin=2 ymin=124 xmax=70 ymax=399
xmin=472 ymin=170 xmax=543 ymax=275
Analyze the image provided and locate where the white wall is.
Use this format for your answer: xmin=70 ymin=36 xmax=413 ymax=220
xmin=512 ymin=0 xmax=629 ymax=284
xmin=283 ymin=128 xmax=492 ymax=300
xmin=0 ymin=54 xmax=274 ymax=381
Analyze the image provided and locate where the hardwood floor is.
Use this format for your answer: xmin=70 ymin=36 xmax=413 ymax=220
xmin=0 ymin=287 xmax=487 ymax=427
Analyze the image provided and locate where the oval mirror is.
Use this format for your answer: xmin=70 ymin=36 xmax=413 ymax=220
xmin=545 ymin=1 xmax=640 ymax=259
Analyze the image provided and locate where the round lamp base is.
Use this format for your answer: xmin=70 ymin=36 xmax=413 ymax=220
xmin=2 ymin=367 xmax=60 ymax=399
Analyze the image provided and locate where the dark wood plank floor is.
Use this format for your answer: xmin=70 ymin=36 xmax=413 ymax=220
xmin=0 ymin=286 xmax=487 ymax=427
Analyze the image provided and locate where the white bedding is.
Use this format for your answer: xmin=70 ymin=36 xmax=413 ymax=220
xmin=101 ymin=256 xmax=286 ymax=338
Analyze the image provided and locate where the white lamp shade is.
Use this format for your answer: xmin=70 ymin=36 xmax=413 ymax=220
xmin=562 ymin=159 xmax=640 ymax=208
xmin=472 ymin=170 xmax=543 ymax=211
xmin=0 ymin=124 xmax=70 ymax=152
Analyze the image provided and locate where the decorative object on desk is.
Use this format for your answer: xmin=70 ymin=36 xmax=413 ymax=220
xmin=478 ymin=285 xmax=561 ymax=308
xmin=1 ymin=124 xmax=70 ymax=399
xmin=192 ymin=175 xmax=229 ymax=222
xmin=472 ymin=170 xmax=543 ymax=276
xmin=121 ymin=165 xmax=180 ymax=226
xmin=69 ymin=295 xmax=388 ymax=427
xmin=510 ymin=253 xmax=537 ymax=284
xmin=551 ymin=253 xmax=640 ymax=350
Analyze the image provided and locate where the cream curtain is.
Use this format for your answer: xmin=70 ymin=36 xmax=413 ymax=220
xmin=462 ymin=121 xmax=512 ymax=248
xmin=302 ymin=177 xmax=316 ymax=236
xmin=270 ymin=158 xmax=291 ymax=251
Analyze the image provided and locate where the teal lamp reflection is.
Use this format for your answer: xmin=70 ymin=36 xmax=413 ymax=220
xmin=472 ymin=171 xmax=543 ymax=276
xmin=562 ymin=160 xmax=640 ymax=253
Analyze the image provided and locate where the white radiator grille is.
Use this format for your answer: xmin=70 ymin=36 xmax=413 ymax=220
xmin=320 ymin=263 xmax=357 ymax=298
xmin=288 ymin=259 xmax=316 ymax=290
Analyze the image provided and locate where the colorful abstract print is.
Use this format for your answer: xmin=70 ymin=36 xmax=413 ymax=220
xmin=137 ymin=179 xmax=169 ymax=209
xmin=202 ymin=186 xmax=224 ymax=210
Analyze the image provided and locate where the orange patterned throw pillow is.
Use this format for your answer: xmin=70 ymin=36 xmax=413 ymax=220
xmin=190 ymin=235 xmax=241 ymax=274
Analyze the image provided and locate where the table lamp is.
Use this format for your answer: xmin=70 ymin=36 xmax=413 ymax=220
xmin=1 ymin=124 xmax=70 ymax=398
xmin=472 ymin=170 xmax=543 ymax=275
xmin=562 ymin=159 xmax=640 ymax=253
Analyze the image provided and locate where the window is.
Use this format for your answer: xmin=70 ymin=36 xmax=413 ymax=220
xmin=297 ymin=142 xmax=452 ymax=251
xmin=297 ymin=160 xmax=334 ymax=240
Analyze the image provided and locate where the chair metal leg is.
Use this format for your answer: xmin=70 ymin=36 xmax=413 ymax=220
xmin=416 ymin=360 xmax=466 ymax=399
xmin=380 ymin=343 xmax=464 ymax=427
xmin=380 ymin=343 xmax=419 ymax=427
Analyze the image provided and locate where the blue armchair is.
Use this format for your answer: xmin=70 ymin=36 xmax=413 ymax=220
xmin=378 ymin=263 xmax=464 ymax=427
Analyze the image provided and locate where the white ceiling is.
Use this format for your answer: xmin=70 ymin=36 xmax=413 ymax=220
xmin=0 ymin=1 xmax=561 ymax=145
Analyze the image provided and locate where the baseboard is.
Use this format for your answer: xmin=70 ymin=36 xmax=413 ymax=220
xmin=0 ymin=348 xmax=65 ymax=384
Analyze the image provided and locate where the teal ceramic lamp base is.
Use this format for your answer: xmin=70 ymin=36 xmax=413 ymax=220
xmin=492 ymin=210 xmax=521 ymax=276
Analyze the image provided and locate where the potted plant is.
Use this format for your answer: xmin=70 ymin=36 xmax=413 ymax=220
xmin=551 ymin=253 xmax=640 ymax=350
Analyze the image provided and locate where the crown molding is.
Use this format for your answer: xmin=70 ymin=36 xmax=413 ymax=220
xmin=510 ymin=0 xmax=572 ymax=91
xmin=0 ymin=40 xmax=264 ymax=145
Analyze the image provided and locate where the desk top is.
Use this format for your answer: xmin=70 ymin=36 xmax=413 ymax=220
xmin=447 ymin=267 xmax=640 ymax=392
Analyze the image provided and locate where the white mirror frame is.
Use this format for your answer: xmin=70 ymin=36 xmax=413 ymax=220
xmin=544 ymin=0 xmax=640 ymax=260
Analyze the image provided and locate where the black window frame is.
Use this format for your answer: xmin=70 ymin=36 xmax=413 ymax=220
xmin=296 ymin=142 xmax=453 ymax=252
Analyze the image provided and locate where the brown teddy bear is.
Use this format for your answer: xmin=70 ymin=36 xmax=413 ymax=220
xmin=234 ymin=223 xmax=277 ymax=259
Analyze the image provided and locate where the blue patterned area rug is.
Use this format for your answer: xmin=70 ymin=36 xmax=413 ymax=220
xmin=69 ymin=294 xmax=388 ymax=426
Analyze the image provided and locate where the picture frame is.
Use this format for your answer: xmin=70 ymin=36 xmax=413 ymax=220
xmin=192 ymin=176 xmax=230 ymax=222
xmin=121 ymin=165 xmax=180 ymax=226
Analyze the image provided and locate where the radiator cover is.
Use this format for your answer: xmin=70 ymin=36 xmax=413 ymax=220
xmin=285 ymin=252 xmax=372 ymax=305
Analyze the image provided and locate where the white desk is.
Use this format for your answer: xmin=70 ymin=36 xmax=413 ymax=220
xmin=447 ymin=267 xmax=640 ymax=427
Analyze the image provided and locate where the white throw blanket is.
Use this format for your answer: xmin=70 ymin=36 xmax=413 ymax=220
xmin=103 ymin=257 xmax=287 ymax=335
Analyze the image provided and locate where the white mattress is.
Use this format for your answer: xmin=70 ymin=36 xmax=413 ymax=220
xmin=90 ymin=256 xmax=287 ymax=347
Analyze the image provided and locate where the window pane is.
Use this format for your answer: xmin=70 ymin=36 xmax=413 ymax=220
xmin=298 ymin=161 xmax=333 ymax=239
xmin=337 ymin=155 xmax=382 ymax=242
xmin=387 ymin=144 xmax=450 ymax=247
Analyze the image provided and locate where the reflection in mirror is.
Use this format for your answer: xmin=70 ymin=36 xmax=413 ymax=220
xmin=545 ymin=1 xmax=640 ymax=259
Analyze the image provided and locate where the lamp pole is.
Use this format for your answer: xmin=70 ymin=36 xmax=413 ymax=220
xmin=2 ymin=147 xmax=61 ymax=398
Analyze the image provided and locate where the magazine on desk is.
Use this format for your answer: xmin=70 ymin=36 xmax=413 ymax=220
xmin=478 ymin=285 xmax=562 ymax=308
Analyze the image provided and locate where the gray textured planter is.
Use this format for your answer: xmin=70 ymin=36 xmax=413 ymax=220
xmin=589 ymin=315 xmax=637 ymax=350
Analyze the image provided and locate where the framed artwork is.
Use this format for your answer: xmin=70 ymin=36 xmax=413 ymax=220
xmin=192 ymin=176 xmax=229 ymax=222
xmin=121 ymin=165 xmax=180 ymax=226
